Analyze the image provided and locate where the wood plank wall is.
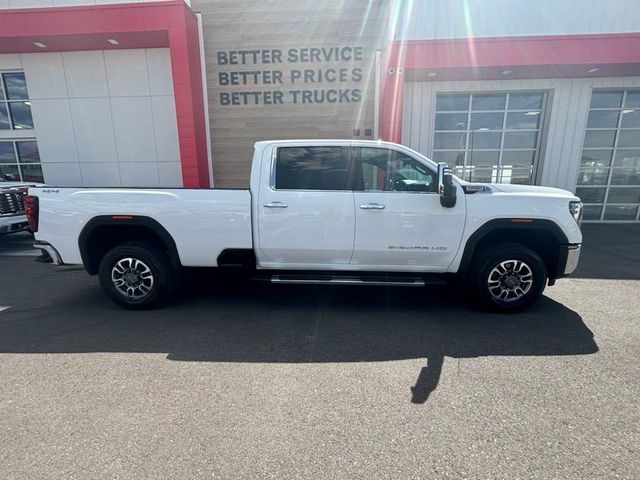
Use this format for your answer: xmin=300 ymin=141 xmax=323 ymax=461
xmin=192 ymin=0 xmax=388 ymax=187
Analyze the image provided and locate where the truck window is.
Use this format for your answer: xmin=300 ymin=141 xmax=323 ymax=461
xmin=275 ymin=146 xmax=352 ymax=190
xmin=352 ymin=147 xmax=437 ymax=193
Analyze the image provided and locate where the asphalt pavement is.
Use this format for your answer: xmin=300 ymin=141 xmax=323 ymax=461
xmin=0 ymin=231 xmax=39 ymax=257
xmin=0 ymin=226 xmax=638 ymax=479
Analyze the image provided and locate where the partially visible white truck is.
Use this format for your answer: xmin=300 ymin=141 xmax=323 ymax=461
xmin=0 ymin=179 xmax=40 ymax=235
xmin=26 ymin=140 xmax=583 ymax=311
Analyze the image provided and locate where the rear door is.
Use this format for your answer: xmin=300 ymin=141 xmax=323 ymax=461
xmin=350 ymin=145 xmax=466 ymax=270
xmin=256 ymin=144 xmax=357 ymax=267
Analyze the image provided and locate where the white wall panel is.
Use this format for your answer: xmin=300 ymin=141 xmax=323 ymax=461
xmin=29 ymin=99 xmax=78 ymax=163
xmin=52 ymin=0 xmax=96 ymax=5
xmin=401 ymin=82 xmax=414 ymax=151
xmin=8 ymin=0 xmax=53 ymax=6
xmin=146 ymin=49 xmax=174 ymax=96
xmin=119 ymin=162 xmax=160 ymax=187
xmin=62 ymin=51 xmax=109 ymax=98
xmin=402 ymin=76 xmax=640 ymax=192
xmin=542 ymin=80 xmax=590 ymax=190
xmin=80 ymin=162 xmax=120 ymax=186
xmin=6 ymin=48 xmax=181 ymax=187
xmin=69 ymin=97 xmax=118 ymax=163
xmin=391 ymin=0 xmax=640 ymax=40
xmin=104 ymin=49 xmax=149 ymax=97
xmin=158 ymin=162 xmax=183 ymax=187
xmin=151 ymin=96 xmax=180 ymax=162
xmin=20 ymin=53 xmax=67 ymax=99
xmin=403 ymin=81 xmax=435 ymax=155
xmin=110 ymin=96 xmax=157 ymax=163
xmin=41 ymin=162 xmax=82 ymax=186
xmin=0 ymin=54 xmax=21 ymax=70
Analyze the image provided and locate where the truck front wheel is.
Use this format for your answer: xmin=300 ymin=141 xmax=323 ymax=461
xmin=98 ymin=242 xmax=170 ymax=310
xmin=470 ymin=243 xmax=547 ymax=312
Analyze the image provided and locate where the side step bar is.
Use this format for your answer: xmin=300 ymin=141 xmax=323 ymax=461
xmin=270 ymin=274 xmax=427 ymax=287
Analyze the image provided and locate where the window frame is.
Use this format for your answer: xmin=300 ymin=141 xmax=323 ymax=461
xmin=269 ymin=144 xmax=439 ymax=193
xmin=0 ymin=71 xmax=34 ymax=131
xmin=431 ymin=90 xmax=549 ymax=186
xmin=351 ymin=146 xmax=438 ymax=194
xmin=270 ymin=145 xmax=354 ymax=192
xmin=578 ymin=88 xmax=640 ymax=222
xmin=0 ymin=139 xmax=43 ymax=183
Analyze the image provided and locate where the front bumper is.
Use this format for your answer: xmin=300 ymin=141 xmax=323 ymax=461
xmin=563 ymin=244 xmax=581 ymax=275
xmin=548 ymin=243 xmax=581 ymax=285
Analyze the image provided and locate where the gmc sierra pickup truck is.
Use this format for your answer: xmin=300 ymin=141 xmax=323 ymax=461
xmin=26 ymin=140 xmax=583 ymax=311
xmin=1 ymin=179 xmax=42 ymax=235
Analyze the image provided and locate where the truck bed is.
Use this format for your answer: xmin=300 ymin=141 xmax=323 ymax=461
xmin=31 ymin=187 xmax=252 ymax=267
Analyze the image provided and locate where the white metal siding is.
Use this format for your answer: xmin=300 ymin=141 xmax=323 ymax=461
xmin=402 ymin=77 xmax=640 ymax=192
xmin=391 ymin=0 xmax=640 ymax=40
xmin=0 ymin=49 xmax=182 ymax=187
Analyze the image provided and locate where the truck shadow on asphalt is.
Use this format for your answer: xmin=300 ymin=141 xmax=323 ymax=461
xmin=0 ymin=264 xmax=600 ymax=404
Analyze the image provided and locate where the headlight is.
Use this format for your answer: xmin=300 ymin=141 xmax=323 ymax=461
xmin=569 ymin=201 xmax=583 ymax=225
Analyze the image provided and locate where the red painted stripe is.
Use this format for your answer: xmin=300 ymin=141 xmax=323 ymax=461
xmin=385 ymin=33 xmax=640 ymax=70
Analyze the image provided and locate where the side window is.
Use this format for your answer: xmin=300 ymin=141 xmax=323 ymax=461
xmin=275 ymin=146 xmax=352 ymax=190
xmin=353 ymin=147 xmax=437 ymax=192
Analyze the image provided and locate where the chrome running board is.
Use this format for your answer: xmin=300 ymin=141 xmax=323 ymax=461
xmin=270 ymin=274 xmax=426 ymax=287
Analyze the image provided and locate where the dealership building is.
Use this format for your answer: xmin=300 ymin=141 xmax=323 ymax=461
xmin=1 ymin=0 xmax=639 ymax=222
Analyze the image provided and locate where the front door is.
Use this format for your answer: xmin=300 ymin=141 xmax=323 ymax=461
xmin=257 ymin=145 xmax=356 ymax=267
xmin=350 ymin=146 xmax=466 ymax=271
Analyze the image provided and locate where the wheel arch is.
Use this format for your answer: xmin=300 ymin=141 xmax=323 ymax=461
xmin=458 ymin=218 xmax=569 ymax=281
xmin=78 ymin=215 xmax=181 ymax=275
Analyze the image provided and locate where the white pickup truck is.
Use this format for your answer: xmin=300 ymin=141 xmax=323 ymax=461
xmin=1 ymin=179 xmax=45 ymax=235
xmin=26 ymin=140 xmax=583 ymax=311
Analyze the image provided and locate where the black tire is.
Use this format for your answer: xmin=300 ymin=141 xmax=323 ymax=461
xmin=469 ymin=243 xmax=547 ymax=312
xmin=98 ymin=242 xmax=170 ymax=310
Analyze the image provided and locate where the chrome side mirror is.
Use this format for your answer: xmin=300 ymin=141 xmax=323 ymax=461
xmin=437 ymin=162 xmax=457 ymax=208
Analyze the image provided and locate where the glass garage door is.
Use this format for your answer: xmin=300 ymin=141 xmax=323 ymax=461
xmin=577 ymin=90 xmax=640 ymax=222
xmin=431 ymin=91 xmax=546 ymax=185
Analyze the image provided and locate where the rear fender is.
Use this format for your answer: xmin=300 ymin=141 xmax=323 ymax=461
xmin=78 ymin=215 xmax=181 ymax=274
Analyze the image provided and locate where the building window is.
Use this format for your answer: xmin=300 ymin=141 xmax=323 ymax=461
xmin=0 ymin=72 xmax=41 ymax=183
xmin=577 ymin=89 xmax=640 ymax=222
xmin=431 ymin=91 xmax=546 ymax=185
xmin=0 ymin=72 xmax=34 ymax=130
xmin=0 ymin=140 xmax=43 ymax=183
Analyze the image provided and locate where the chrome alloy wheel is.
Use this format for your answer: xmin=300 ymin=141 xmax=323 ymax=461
xmin=487 ymin=259 xmax=533 ymax=302
xmin=111 ymin=257 xmax=154 ymax=299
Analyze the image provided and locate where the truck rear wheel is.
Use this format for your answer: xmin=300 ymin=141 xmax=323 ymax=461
xmin=98 ymin=242 xmax=170 ymax=310
xmin=470 ymin=243 xmax=547 ymax=312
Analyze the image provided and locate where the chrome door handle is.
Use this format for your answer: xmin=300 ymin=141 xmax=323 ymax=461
xmin=263 ymin=201 xmax=288 ymax=208
xmin=359 ymin=203 xmax=385 ymax=210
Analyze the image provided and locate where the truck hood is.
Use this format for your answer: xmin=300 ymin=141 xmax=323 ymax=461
xmin=487 ymin=183 xmax=577 ymax=199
